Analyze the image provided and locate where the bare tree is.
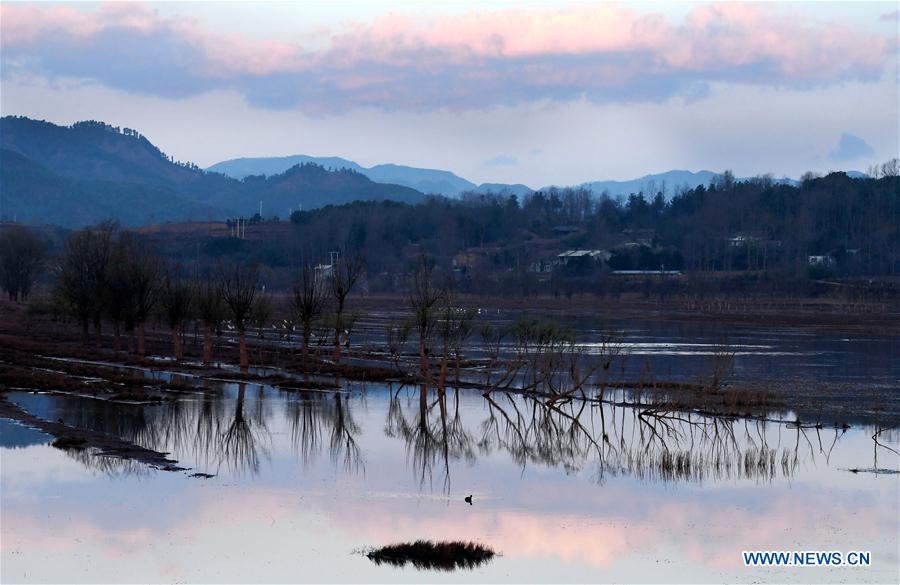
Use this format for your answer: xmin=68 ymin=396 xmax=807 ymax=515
xmin=221 ymin=264 xmax=258 ymax=372
xmin=0 ymin=226 xmax=46 ymax=302
xmin=195 ymin=275 xmax=226 ymax=367
xmin=159 ymin=266 xmax=193 ymax=362
xmin=106 ymin=242 xmax=133 ymax=352
xmin=118 ymin=232 xmax=159 ymax=356
xmin=329 ymin=253 xmax=364 ymax=362
xmin=291 ymin=260 xmax=328 ymax=363
xmin=55 ymin=222 xmax=115 ymax=345
xmin=408 ymin=254 xmax=447 ymax=379
xmin=251 ymin=291 xmax=273 ymax=339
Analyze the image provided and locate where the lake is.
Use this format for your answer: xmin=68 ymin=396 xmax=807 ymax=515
xmin=2 ymin=370 xmax=898 ymax=583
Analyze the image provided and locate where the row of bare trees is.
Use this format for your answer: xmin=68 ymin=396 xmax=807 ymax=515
xmin=51 ymin=223 xmax=366 ymax=372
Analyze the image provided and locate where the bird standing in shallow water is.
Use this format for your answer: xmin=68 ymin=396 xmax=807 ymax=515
xmin=464 ymin=495 xmax=473 ymax=505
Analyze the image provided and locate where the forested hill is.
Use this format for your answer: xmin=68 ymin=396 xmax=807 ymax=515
xmin=282 ymin=169 xmax=899 ymax=291
xmin=0 ymin=116 xmax=427 ymax=227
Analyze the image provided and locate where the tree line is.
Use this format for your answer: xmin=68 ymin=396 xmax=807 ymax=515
xmin=0 ymin=221 xmax=368 ymax=373
xmin=284 ymin=167 xmax=899 ymax=294
xmin=2 ymin=164 xmax=898 ymax=307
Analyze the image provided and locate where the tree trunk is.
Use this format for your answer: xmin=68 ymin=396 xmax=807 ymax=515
xmin=438 ymin=351 xmax=448 ymax=390
xmin=113 ymin=322 xmax=121 ymax=352
xmin=94 ymin=315 xmax=102 ymax=348
xmin=81 ymin=318 xmax=89 ymax=345
xmin=171 ymin=327 xmax=183 ymax=362
xmin=203 ymin=326 xmax=213 ymax=366
xmin=302 ymin=331 xmax=310 ymax=364
xmin=239 ymin=328 xmax=249 ymax=372
xmin=419 ymin=338 xmax=428 ymax=379
xmin=333 ymin=323 xmax=341 ymax=362
xmin=137 ymin=322 xmax=146 ymax=357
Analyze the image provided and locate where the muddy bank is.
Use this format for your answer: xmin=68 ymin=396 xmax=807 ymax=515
xmin=0 ymin=398 xmax=185 ymax=470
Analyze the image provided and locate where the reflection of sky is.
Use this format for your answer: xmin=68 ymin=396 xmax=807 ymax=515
xmin=2 ymin=387 xmax=898 ymax=583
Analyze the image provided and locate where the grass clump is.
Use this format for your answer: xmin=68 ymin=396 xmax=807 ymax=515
xmin=366 ymin=540 xmax=495 ymax=570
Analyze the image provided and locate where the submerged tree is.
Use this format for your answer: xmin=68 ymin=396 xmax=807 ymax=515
xmin=291 ymin=260 xmax=328 ymax=363
xmin=0 ymin=226 xmax=46 ymax=302
xmin=195 ymin=275 xmax=226 ymax=367
xmin=221 ymin=263 xmax=258 ymax=372
xmin=251 ymin=291 xmax=273 ymax=339
xmin=159 ymin=265 xmax=193 ymax=362
xmin=329 ymin=253 xmax=364 ymax=362
xmin=408 ymin=254 xmax=447 ymax=379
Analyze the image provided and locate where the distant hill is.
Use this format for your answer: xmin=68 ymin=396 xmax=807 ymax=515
xmin=0 ymin=148 xmax=223 ymax=228
xmin=0 ymin=116 xmax=427 ymax=226
xmin=549 ymin=170 xmax=720 ymax=198
xmin=241 ymin=163 xmax=426 ymax=213
xmin=210 ymin=156 xmax=804 ymax=201
xmin=209 ymin=155 xmax=477 ymax=196
xmin=470 ymin=183 xmax=534 ymax=198
xmin=207 ymin=154 xmax=366 ymax=178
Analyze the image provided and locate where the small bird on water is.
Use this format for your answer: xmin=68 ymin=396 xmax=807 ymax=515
xmin=464 ymin=494 xmax=473 ymax=505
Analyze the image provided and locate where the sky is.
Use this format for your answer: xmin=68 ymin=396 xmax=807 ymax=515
xmin=1 ymin=1 xmax=898 ymax=187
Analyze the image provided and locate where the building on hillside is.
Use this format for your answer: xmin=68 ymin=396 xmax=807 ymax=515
xmin=315 ymin=263 xmax=334 ymax=282
xmin=728 ymin=234 xmax=761 ymax=248
xmin=556 ymin=249 xmax=612 ymax=265
xmin=527 ymin=259 xmax=556 ymax=274
xmin=808 ymin=255 xmax=835 ymax=267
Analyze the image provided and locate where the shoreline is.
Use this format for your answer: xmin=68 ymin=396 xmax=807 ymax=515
xmin=344 ymin=293 xmax=900 ymax=336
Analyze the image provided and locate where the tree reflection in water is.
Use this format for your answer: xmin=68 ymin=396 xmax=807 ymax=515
xmin=38 ymin=379 xmax=847 ymax=483
xmin=386 ymin=384 xmax=829 ymax=487
xmin=220 ymin=383 xmax=270 ymax=475
xmin=385 ymin=384 xmax=476 ymax=493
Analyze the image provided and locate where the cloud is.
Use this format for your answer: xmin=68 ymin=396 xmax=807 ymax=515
xmin=828 ymin=132 xmax=876 ymax=160
xmin=0 ymin=2 xmax=894 ymax=113
xmin=484 ymin=154 xmax=519 ymax=167
xmin=880 ymin=10 xmax=900 ymax=22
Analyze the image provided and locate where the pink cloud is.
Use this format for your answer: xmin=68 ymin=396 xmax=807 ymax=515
xmin=0 ymin=2 xmax=893 ymax=112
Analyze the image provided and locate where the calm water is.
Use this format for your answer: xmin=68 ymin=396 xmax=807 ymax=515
xmin=2 ymin=376 xmax=898 ymax=583
xmin=353 ymin=313 xmax=900 ymax=390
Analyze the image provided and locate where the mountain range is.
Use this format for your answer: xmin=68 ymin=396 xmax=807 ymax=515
xmin=0 ymin=117 xmax=425 ymax=227
xmin=1 ymin=116 xmax=862 ymax=229
xmin=207 ymin=156 xmax=724 ymax=198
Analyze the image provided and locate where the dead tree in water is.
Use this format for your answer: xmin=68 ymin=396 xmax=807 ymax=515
xmin=292 ymin=260 xmax=327 ymax=364
xmin=435 ymin=302 xmax=476 ymax=389
xmin=329 ymin=254 xmax=363 ymax=363
xmin=385 ymin=320 xmax=413 ymax=374
xmin=159 ymin=266 xmax=192 ymax=362
xmin=408 ymin=254 xmax=447 ymax=380
xmin=195 ymin=275 xmax=225 ymax=366
xmin=0 ymin=226 xmax=46 ymax=302
xmin=221 ymin=264 xmax=258 ymax=372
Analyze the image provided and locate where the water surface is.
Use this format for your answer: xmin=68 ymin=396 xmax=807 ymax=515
xmin=2 ymin=380 xmax=897 ymax=583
